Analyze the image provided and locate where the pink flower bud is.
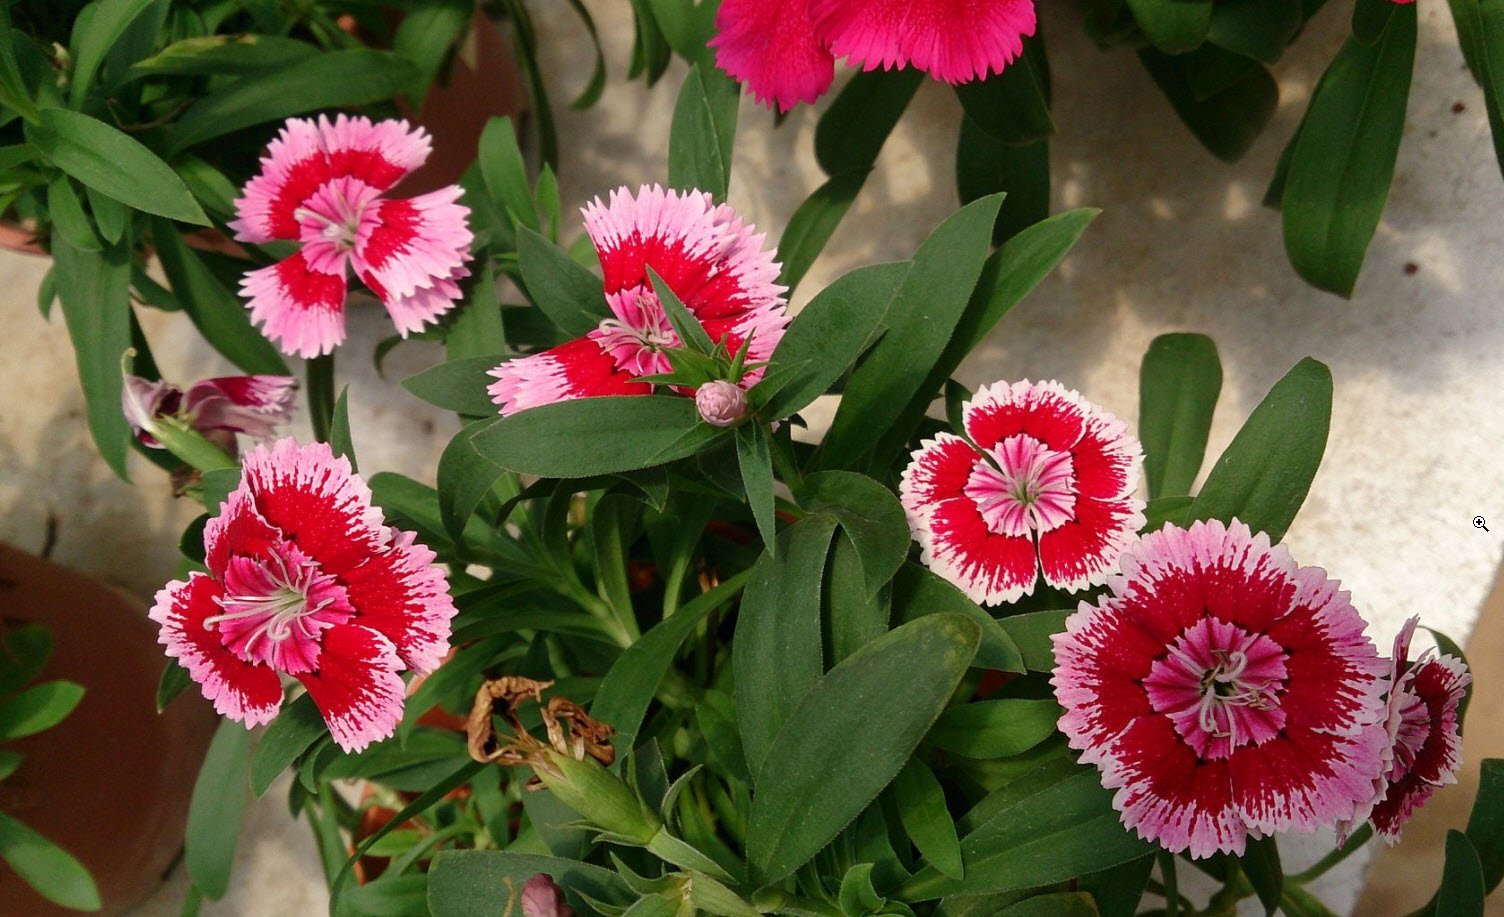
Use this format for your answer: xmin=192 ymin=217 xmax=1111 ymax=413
xmin=695 ymin=380 xmax=747 ymax=427
xmin=520 ymin=873 xmax=573 ymax=917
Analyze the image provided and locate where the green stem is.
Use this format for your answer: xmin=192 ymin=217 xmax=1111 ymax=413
xmin=1290 ymin=824 xmax=1372 ymax=884
xmin=306 ymin=353 xmax=335 ymax=443
xmin=151 ymin=421 xmax=238 ymax=473
xmin=1158 ymin=851 xmax=1180 ymax=917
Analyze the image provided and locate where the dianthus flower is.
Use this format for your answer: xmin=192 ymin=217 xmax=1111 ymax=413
xmin=1052 ymin=519 xmax=1389 ymax=858
xmin=1342 ymin=616 xmax=1469 ymax=843
xmin=150 ymin=439 xmax=456 ymax=751
xmin=122 ymin=373 xmax=295 ymax=455
xmin=710 ymin=0 xmax=1038 ymax=112
xmin=230 ymin=115 xmax=473 ymax=358
xmin=487 ymin=185 xmax=788 ymax=416
xmin=899 ymin=381 xmax=1145 ymax=605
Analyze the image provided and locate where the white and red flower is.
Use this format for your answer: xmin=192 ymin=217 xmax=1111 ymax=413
xmin=230 ymin=115 xmax=473 ymax=358
xmin=123 ymin=373 xmax=296 ymax=455
xmin=487 ymin=185 xmax=788 ymax=416
xmin=1052 ymin=519 xmax=1390 ymax=858
xmin=150 ymin=438 xmax=456 ymax=752
xmin=899 ymin=381 xmax=1145 ymax=605
xmin=710 ymin=0 xmax=1038 ymax=112
xmin=1343 ymin=617 xmax=1470 ymax=843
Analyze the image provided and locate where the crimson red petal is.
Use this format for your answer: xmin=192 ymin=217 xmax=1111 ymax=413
xmin=148 ymin=574 xmax=284 ymax=727
xmin=295 ymin=624 xmax=406 ymax=753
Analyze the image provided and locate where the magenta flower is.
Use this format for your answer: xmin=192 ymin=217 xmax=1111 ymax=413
xmin=230 ymin=115 xmax=473 ymax=358
xmin=710 ymin=0 xmax=1038 ymax=112
xmin=899 ymin=381 xmax=1145 ymax=606
xmin=1342 ymin=617 xmax=1469 ymax=843
xmin=1051 ymin=519 xmax=1390 ymax=858
xmin=150 ymin=439 xmax=456 ymax=751
xmin=122 ymin=373 xmax=295 ymax=455
xmin=488 ymin=185 xmax=788 ymax=416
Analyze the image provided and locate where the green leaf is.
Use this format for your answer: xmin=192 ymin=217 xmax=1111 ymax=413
xmin=1188 ymin=357 xmax=1331 ymax=543
xmin=436 ymin=418 xmax=510 ymax=540
xmin=1208 ymin=0 xmax=1304 ymax=63
xmin=1444 ymin=0 xmax=1504 ymax=187
xmin=86 ymin=186 xmax=129 ymax=246
xmin=392 ymin=0 xmax=471 ymax=104
xmin=592 ymin=570 xmax=751 ymax=755
xmin=1139 ymin=49 xmax=1279 ymax=162
xmin=0 ymin=811 xmax=100 ymax=911
xmin=518 ymin=225 xmax=608 ymax=336
xmin=167 ymin=50 xmax=421 ymax=153
xmin=668 ymin=61 xmax=739 ymax=202
xmin=468 ymin=396 xmax=723 ymax=477
xmin=1464 ymin=759 xmax=1504 ymax=894
xmin=900 ymin=769 xmax=1152 ymax=900
xmin=954 ymin=37 xmax=1053 ymax=143
xmin=150 ymin=220 xmax=289 ymax=374
xmin=1078 ymin=855 xmax=1154 ymax=917
xmin=0 ymin=624 xmax=52 ymax=695
xmin=776 ymin=169 xmax=869 ymax=296
xmin=815 ymin=68 xmax=924 ymax=175
xmin=1240 ymin=834 xmax=1283 ymax=916
xmin=156 ymin=660 xmax=193 ymax=712
xmin=1127 ymin=0 xmax=1213 ymax=53
xmin=1138 ymin=333 xmax=1222 ymax=499
xmin=1143 ymin=495 xmax=1194 ymax=533
xmin=0 ymin=751 xmax=20 ymax=781
xmin=736 ymin=425 xmax=777 ymax=551
xmin=762 ymin=261 xmax=910 ymax=419
xmin=796 ymin=470 xmax=909 ymax=597
xmin=186 ymin=719 xmax=254 ymax=899
xmin=446 ymin=269 xmax=506 ymax=361
xmin=1437 ymin=831 xmax=1486 ymax=917
xmin=647 ymin=266 xmax=715 ymax=355
xmin=479 ymin=117 xmax=539 ymax=233
xmin=824 ymin=532 xmax=891 ymax=664
xmin=746 ymin=614 xmax=981 ymax=883
xmin=200 ymin=468 xmax=242 ymax=515
xmin=927 ymin=699 xmax=1061 ymax=759
xmin=403 ymin=355 xmax=506 ymax=416
xmin=734 ymin=515 xmax=840 ymax=775
xmin=27 ymin=109 xmax=206 ymax=225
xmin=997 ymin=610 xmax=1069 ymax=672
xmin=0 ymin=681 xmax=84 ymax=740
xmin=69 ymin=0 xmax=158 ymax=104
xmin=1280 ymin=6 xmax=1416 ymax=296
xmin=128 ymin=34 xmax=320 ymax=79
xmin=956 ymin=120 xmax=1050 ymax=250
xmin=894 ymin=759 xmax=965 ymax=879
xmin=997 ymin=892 xmax=1099 ymax=916
xmin=821 ymin=195 xmax=1004 ymax=469
xmin=891 ymin=565 xmax=1025 ymax=673
xmin=426 ymin=851 xmax=631 ymax=916
xmin=46 ymin=176 xmax=101 ymax=252
xmin=51 ymin=238 xmax=132 ymax=477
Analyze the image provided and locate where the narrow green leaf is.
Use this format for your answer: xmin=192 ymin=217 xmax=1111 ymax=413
xmin=776 ymin=169 xmax=869 ymax=296
xmin=0 ymin=626 xmax=51 ymax=694
xmin=648 ymin=266 xmax=715 ymax=354
xmin=1208 ymin=0 xmax=1304 ymax=63
xmin=1139 ymin=49 xmax=1279 ymax=162
xmin=0 ymin=811 xmax=100 ymax=911
xmin=1240 ymin=834 xmax=1283 ymax=916
xmin=734 ymin=515 xmax=840 ymax=775
xmin=736 ymin=425 xmax=776 ymax=551
xmin=427 ymin=851 xmax=631 ymax=916
xmin=69 ymin=0 xmax=157 ymax=104
xmin=956 ymin=118 xmax=1050 ymax=246
xmin=28 ymin=109 xmax=206 ymax=224
xmin=186 ymin=720 xmax=254 ymax=899
xmin=85 ymin=185 xmax=129 ymax=245
xmin=51 ymin=238 xmax=132 ymax=477
xmin=891 ymin=565 xmax=1025 ymax=673
xmin=46 ymin=176 xmax=101 ymax=252
xmin=468 ymin=396 xmax=723 ymax=477
xmin=128 ymin=34 xmax=320 ymax=79
xmin=825 ymin=532 xmax=892 ymax=664
xmin=746 ymin=614 xmax=981 ymax=883
xmin=391 ymin=0 xmax=471 ymax=104
xmin=1188 ymin=357 xmax=1331 ymax=543
xmin=1078 ymin=855 xmax=1154 ymax=917
xmin=1143 ymin=495 xmax=1195 ymax=533
xmin=997 ymin=609 xmax=1070 ymax=673
xmin=0 ymin=681 xmax=84 ymax=740
xmin=479 ymin=117 xmax=539 ymax=233
xmin=329 ymin=387 xmax=357 ymax=471
xmin=894 ymin=759 xmax=965 ymax=880
xmin=1465 ymin=759 xmax=1504 ymax=894
xmin=796 ymin=470 xmax=909 ymax=597
xmin=815 ymin=68 xmax=924 ymax=175
xmin=1437 ymin=831 xmax=1486 ymax=917
xmin=954 ymin=37 xmax=1054 ymax=143
xmin=1138 ymin=333 xmax=1222 ymax=499
xmin=403 ymin=355 xmax=506 ymax=416
xmin=668 ymin=62 xmax=739 ymax=202
xmin=437 ymin=417 xmax=509 ymax=539
xmin=249 ymin=694 xmax=324 ymax=797
xmin=156 ymin=660 xmax=193 ymax=712
xmin=928 ymin=699 xmax=1061 ymax=759
xmin=1127 ymin=0 xmax=1214 ymax=53
xmin=518 ymin=225 xmax=608 ymax=336
xmin=1280 ymin=6 xmax=1416 ymax=296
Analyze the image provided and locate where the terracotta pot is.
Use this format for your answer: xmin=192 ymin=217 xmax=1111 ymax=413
xmin=0 ymin=544 xmax=217 ymax=915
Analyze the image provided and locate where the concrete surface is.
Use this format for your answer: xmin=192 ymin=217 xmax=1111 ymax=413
xmin=0 ymin=0 xmax=1501 ymax=912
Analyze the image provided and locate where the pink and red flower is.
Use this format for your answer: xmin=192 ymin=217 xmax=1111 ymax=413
xmin=231 ymin=115 xmax=473 ymax=358
xmin=1343 ymin=617 xmax=1470 ymax=843
xmin=150 ymin=438 xmax=456 ymax=751
xmin=899 ymin=381 xmax=1145 ymax=605
xmin=122 ymin=372 xmax=296 ymax=455
xmin=1052 ymin=519 xmax=1390 ymax=858
xmin=710 ymin=0 xmax=1038 ymax=112
xmin=487 ymin=185 xmax=788 ymax=416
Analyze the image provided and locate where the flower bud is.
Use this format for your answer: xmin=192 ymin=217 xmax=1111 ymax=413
xmin=695 ymin=380 xmax=747 ymax=427
xmin=519 ymin=873 xmax=573 ymax=917
xmin=539 ymin=750 xmax=662 ymax=845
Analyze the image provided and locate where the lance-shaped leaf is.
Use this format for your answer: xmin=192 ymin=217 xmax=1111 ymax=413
xmin=1138 ymin=333 xmax=1221 ymax=499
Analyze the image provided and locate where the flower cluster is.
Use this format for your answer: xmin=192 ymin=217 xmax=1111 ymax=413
xmin=711 ymin=0 xmax=1039 ymax=111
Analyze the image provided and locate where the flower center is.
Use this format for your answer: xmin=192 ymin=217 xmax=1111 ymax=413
xmin=1144 ymin=618 xmax=1288 ymax=760
xmin=964 ymin=434 xmax=1077 ymax=537
xmin=204 ymin=546 xmax=351 ymax=674
xmin=596 ymin=289 xmax=682 ymax=377
xmin=294 ymin=178 xmax=378 ymax=253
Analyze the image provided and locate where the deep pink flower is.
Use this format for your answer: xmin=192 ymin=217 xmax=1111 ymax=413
xmin=1342 ymin=617 xmax=1469 ymax=843
xmin=1052 ymin=519 xmax=1390 ymax=858
xmin=150 ymin=439 xmax=456 ymax=751
xmin=488 ymin=185 xmax=788 ymax=416
xmin=899 ymin=381 xmax=1145 ymax=605
xmin=230 ymin=115 xmax=473 ymax=358
xmin=710 ymin=0 xmax=1038 ymax=112
xmin=123 ymin=373 xmax=296 ymax=454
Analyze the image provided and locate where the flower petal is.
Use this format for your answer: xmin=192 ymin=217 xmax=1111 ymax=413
xmin=149 ymin=574 xmax=284 ymax=727
xmin=294 ymin=624 xmax=406 ymax=753
xmin=1038 ymin=496 xmax=1146 ymax=593
xmin=918 ymin=496 xmax=1039 ymax=605
xmin=341 ymin=530 xmax=457 ymax=675
xmin=900 ymin=434 xmax=980 ymax=528
xmin=352 ymin=186 xmax=473 ymax=333
xmin=240 ymin=250 xmax=349 ymax=359
xmin=238 ymin=439 xmax=388 ymax=577
xmin=963 ymin=380 xmax=1087 ymax=453
xmin=487 ymin=335 xmax=653 ymax=416
xmin=808 ymin=0 xmax=1036 ymax=84
xmin=203 ymin=487 xmax=282 ymax=573
xmin=1101 ymin=715 xmax=1245 ymax=859
xmin=710 ymin=0 xmax=837 ymax=112
xmin=185 ymin=375 xmax=297 ymax=442
xmin=1228 ymin=724 xmax=1388 ymax=837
